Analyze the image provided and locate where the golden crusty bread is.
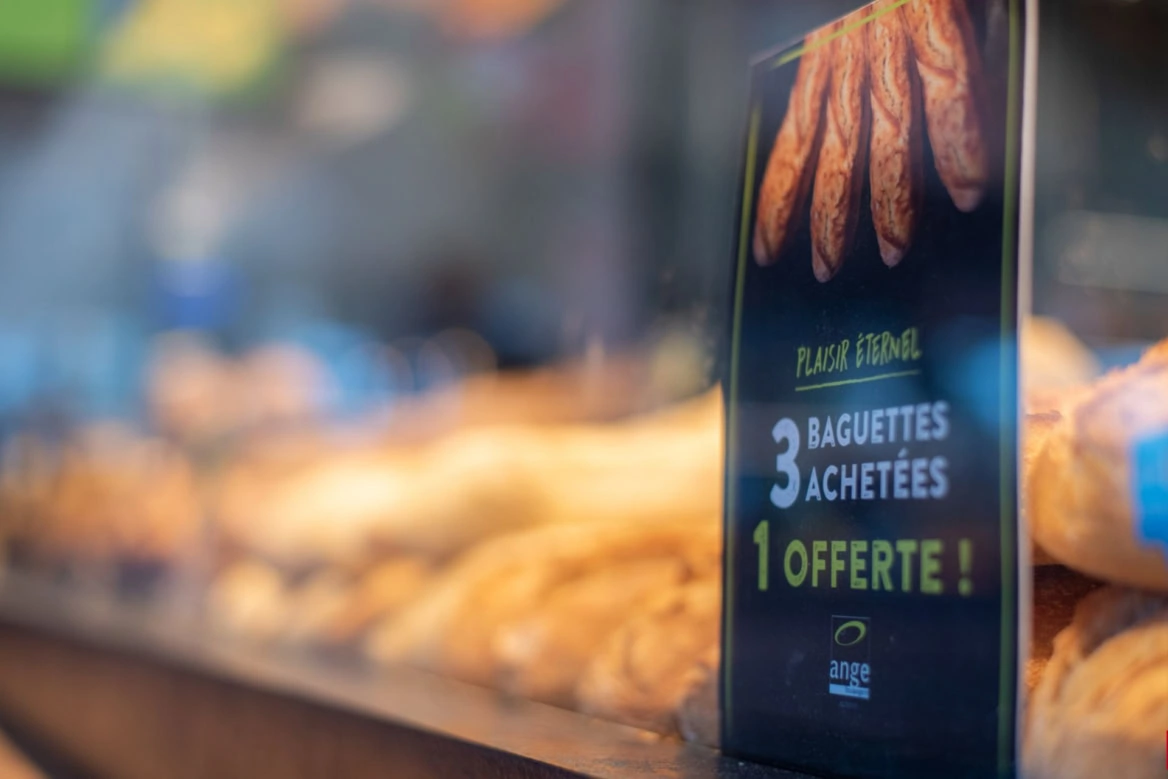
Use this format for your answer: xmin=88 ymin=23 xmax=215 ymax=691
xmin=316 ymin=557 xmax=435 ymax=646
xmin=1028 ymin=342 xmax=1168 ymax=591
xmin=206 ymin=560 xmax=291 ymax=643
xmin=1025 ymin=587 xmax=1168 ymax=779
xmin=867 ymin=0 xmax=922 ymax=268
xmin=12 ymin=425 xmax=200 ymax=570
xmin=1022 ymin=379 xmax=1093 ymax=567
xmin=1024 ymin=409 xmax=1064 ymax=567
xmin=676 ymin=647 xmax=719 ymax=748
xmin=810 ymin=14 xmax=870 ymax=282
xmin=214 ymin=387 xmax=722 ymax=572
xmin=364 ymin=516 xmax=720 ymax=688
xmin=752 ymin=24 xmax=833 ymax=265
xmin=902 ymin=0 xmax=988 ymax=212
xmin=1021 ymin=317 xmax=1101 ymax=395
xmin=492 ymin=557 xmax=692 ymax=707
xmin=575 ymin=576 xmax=720 ymax=736
xmin=1026 ymin=566 xmax=1105 ymax=693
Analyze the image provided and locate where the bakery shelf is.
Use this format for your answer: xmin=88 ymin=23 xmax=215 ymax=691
xmin=0 ymin=575 xmax=805 ymax=779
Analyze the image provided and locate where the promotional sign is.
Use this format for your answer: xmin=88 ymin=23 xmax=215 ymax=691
xmin=721 ymin=0 xmax=1032 ymax=776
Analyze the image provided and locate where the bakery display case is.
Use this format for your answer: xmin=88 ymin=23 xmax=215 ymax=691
xmin=0 ymin=0 xmax=1164 ymax=777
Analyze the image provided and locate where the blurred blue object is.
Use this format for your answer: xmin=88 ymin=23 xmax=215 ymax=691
xmin=152 ymin=259 xmax=241 ymax=333
xmin=1133 ymin=431 xmax=1168 ymax=555
xmin=0 ymin=326 xmax=38 ymax=416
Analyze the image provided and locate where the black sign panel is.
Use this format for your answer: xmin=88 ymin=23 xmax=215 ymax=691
xmin=721 ymin=1 xmax=1028 ymax=776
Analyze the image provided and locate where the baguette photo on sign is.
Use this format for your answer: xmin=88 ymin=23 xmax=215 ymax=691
xmin=753 ymin=0 xmax=990 ymax=280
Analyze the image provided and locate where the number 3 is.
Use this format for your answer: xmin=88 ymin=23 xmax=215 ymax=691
xmin=770 ymin=418 xmax=800 ymax=509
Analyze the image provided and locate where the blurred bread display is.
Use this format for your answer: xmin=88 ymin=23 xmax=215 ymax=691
xmin=1 ymin=323 xmax=1167 ymax=778
xmin=365 ymin=515 xmax=719 ymax=692
xmin=0 ymin=424 xmax=199 ymax=579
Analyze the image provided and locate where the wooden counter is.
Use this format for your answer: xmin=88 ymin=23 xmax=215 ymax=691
xmin=0 ymin=578 xmax=805 ymax=779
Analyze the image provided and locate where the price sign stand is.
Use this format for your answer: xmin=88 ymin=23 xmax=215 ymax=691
xmin=721 ymin=0 xmax=1037 ymax=776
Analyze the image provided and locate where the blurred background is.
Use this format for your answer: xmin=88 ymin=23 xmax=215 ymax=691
xmin=0 ymin=0 xmax=1161 ymax=437
xmin=0 ymin=0 xmax=770 ymax=435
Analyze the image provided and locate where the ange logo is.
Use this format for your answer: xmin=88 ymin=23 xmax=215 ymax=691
xmin=834 ymin=619 xmax=867 ymax=647
xmin=829 ymin=615 xmax=871 ymax=700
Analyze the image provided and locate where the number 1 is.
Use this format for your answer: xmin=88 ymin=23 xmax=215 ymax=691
xmin=753 ymin=520 xmax=769 ymax=591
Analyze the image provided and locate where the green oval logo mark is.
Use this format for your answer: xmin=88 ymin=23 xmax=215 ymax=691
xmin=834 ymin=620 xmax=867 ymax=647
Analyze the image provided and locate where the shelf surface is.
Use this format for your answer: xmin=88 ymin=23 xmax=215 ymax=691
xmin=0 ymin=575 xmax=810 ymax=779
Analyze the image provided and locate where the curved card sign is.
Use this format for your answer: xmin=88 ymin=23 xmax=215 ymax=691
xmin=721 ymin=0 xmax=1036 ymax=775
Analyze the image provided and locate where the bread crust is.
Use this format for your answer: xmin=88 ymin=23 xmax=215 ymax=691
xmin=1026 ymin=566 xmax=1104 ymax=692
xmin=318 ymin=557 xmax=434 ymax=645
xmin=752 ymin=25 xmax=833 ymax=265
xmin=1025 ymin=587 xmax=1168 ymax=779
xmin=902 ymin=0 xmax=988 ymax=212
xmin=811 ymin=13 xmax=871 ymax=282
xmin=364 ymin=517 xmax=720 ymax=687
xmin=576 ymin=577 xmax=721 ymax=735
xmin=492 ymin=557 xmax=688 ymax=706
xmin=867 ymin=1 xmax=922 ymax=266
xmin=1024 ymin=409 xmax=1063 ymax=566
xmin=1027 ymin=344 xmax=1168 ymax=591
xmin=677 ymin=647 xmax=719 ymax=748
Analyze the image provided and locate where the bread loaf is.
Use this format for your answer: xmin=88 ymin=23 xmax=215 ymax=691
xmin=1025 ymin=587 xmax=1168 ymax=779
xmin=752 ymin=25 xmax=833 ymax=265
xmin=1022 ymin=317 xmax=1101 ymax=394
xmin=1026 ymin=566 xmax=1104 ymax=692
xmin=492 ymin=558 xmax=690 ymax=706
xmin=902 ymin=0 xmax=988 ymax=212
xmin=576 ymin=576 xmax=720 ymax=736
xmin=364 ymin=517 xmax=720 ymax=688
xmin=1028 ymin=342 xmax=1168 ymax=591
xmin=318 ymin=557 xmax=435 ymax=645
xmin=677 ymin=649 xmax=719 ymax=748
xmin=810 ymin=12 xmax=870 ymax=281
xmin=867 ymin=0 xmax=922 ymax=266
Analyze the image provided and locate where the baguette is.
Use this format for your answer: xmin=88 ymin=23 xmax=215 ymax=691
xmin=215 ymin=388 xmax=723 ymax=571
xmin=867 ymin=1 xmax=922 ymax=267
xmin=810 ymin=12 xmax=870 ymax=282
xmin=317 ymin=557 xmax=435 ymax=645
xmin=365 ymin=516 xmax=720 ymax=687
xmin=752 ymin=25 xmax=833 ymax=265
xmin=493 ymin=557 xmax=689 ymax=706
xmin=677 ymin=648 xmax=719 ymax=748
xmin=902 ymin=0 xmax=988 ymax=212
xmin=576 ymin=576 xmax=720 ymax=736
